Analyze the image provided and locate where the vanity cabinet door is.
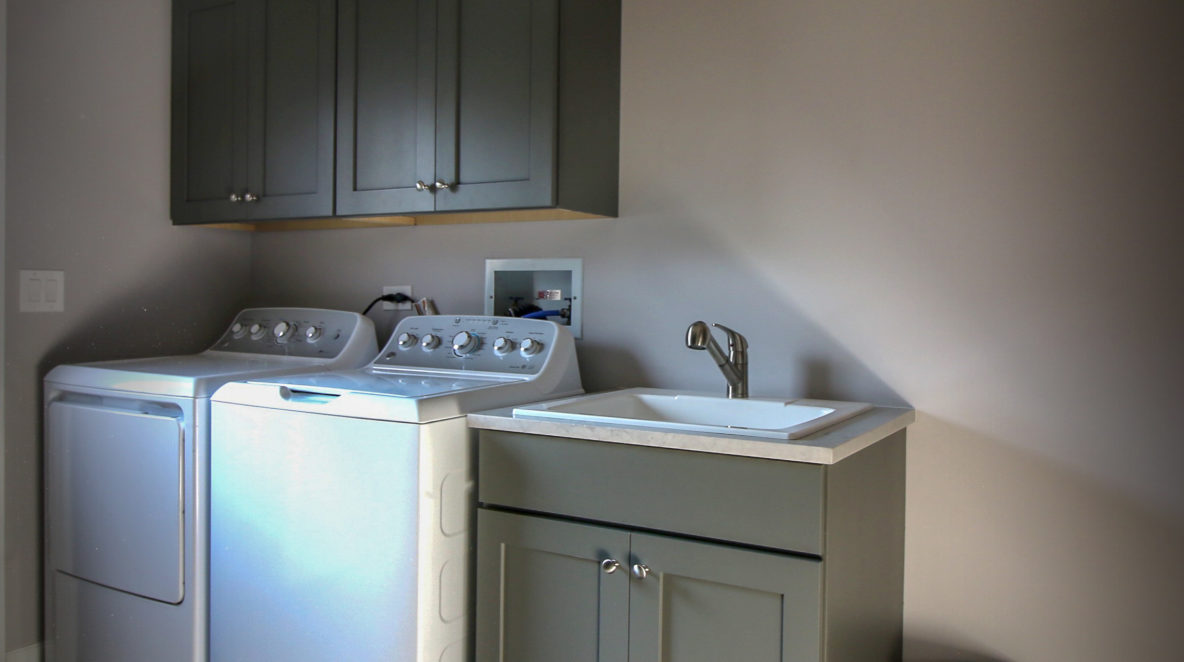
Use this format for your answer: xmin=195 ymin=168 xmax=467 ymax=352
xmin=627 ymin=533 xmax=824 ymax=662
xmin=476 ymin=510 xmax=630 ymax=662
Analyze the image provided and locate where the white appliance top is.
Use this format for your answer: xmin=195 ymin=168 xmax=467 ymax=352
xmin=213 ymin=315 xmax=583 ymax=423
xmin=45 ymin=308 xmax=378 ymax=398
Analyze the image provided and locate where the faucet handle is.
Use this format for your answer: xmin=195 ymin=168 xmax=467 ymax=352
xmin=711 ymin=323 xmax=748 ymax=353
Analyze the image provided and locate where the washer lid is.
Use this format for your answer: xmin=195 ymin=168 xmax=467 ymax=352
xmin=260 ymin=369 xmax=516 ymax=399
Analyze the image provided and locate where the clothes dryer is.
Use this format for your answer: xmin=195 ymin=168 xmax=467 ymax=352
xmin=43 ymin=308 xmax=378 ymax=662
xmin=209 ymin=315 xmax=582 ymax=662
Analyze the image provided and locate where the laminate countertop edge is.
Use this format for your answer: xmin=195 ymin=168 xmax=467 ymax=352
xmin=466 ymin=405 xmax=916 ymax=465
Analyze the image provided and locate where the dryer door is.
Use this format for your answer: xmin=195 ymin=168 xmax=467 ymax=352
xmin=47 ymin=401 xmax=185 ymax=604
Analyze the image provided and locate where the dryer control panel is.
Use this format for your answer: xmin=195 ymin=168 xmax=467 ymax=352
xmin=372 ymin=316 xmax=567 ymax=376
xmin=210 ymin=308 xmax=374 ymax=359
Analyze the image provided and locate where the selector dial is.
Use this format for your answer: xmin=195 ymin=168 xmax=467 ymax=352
xmin=397 ymin=332 xmax=418 ymax=349
xmin=273 ymin=321 xmax=294 ymax=340
xmin=492 ymin=337 xmax=516 ymax=356
xmin=249 ymin=323 xmax=266 ymax=340
xmin=304 ymin=326 xmax=322 ymax=342
xmin=421 ymin=334 xmax=441 ymax=351
xmin=230 ymin=322 xmax=246 ymax=338
xmin=452 ymin=331 xmax=481 ymax=355
xmin=519 ymin=337 xmax=544 ymax=357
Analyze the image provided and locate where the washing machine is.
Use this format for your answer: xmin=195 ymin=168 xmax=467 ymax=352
xmin=208 ymin=314 xmax=582 ymax=662
xmin=43 ymin=308 xmax=378 ymax=662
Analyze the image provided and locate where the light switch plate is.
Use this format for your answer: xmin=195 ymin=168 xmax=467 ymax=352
xmin=20 ymin=270 xmax=65 ymax=313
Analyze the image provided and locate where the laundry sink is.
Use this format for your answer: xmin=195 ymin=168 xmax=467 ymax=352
xmin=512 ymin=388 xmax=871 ymax=440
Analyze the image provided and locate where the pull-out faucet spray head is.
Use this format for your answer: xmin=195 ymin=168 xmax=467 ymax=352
xmin=686 ymin=321 xmax=711 ymax=350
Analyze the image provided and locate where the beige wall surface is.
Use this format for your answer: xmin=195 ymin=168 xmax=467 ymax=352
xmin=3 ymin=0 xmax=1183 ymax=660
xmin=249 ymin=1 xmax=1184 ymax=661
xmin=3 ymin=0 xmax=251 ymax=650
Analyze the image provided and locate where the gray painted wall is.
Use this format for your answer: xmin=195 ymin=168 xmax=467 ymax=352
xmin=251 ymin=1 xmax=1184 ymax=661
xmin=3 ymin=0 xmax=251 ymax=651
xmin=2 ymin=0 xmax=1182 ymax=660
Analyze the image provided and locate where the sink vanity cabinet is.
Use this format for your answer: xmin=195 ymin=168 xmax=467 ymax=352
xmin=171 ymin=0 xmax=621 ymax=229
xmin=473 ymin=422 xmax=909 ymax=662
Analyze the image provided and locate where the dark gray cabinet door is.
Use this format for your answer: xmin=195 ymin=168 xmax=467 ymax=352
xmin=243 ymin=0 xmax=335 ymax=220
xmin=171 ymin=0 xmax=248 ymax=223
xmin=335 ymin=0 xmax=437 ymax=215
xmin=476 ymin=510 xmax=629 ymax=662
xmin=628 ymin=533 xmax=824 ymax=662
xmin=434 ymin=0 xmax=558 ymax=212
xmin=171 ymin=0 xmax=334 ymax=224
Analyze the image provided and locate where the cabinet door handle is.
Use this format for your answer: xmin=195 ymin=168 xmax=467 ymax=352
xmin=415 ymin=180 xmax=433 ymax=192
xmin=243 ymin=192 xmax=259 ymax=203
xmin=229 ymin=193 xmax=243 ymax=203
xmin=433 ymin=179 xmax=452 ymax=191
xmin=600 ymin=559 xmax=620 ymax=574
xmin=631 ymin=563 xmax=650 ymax=580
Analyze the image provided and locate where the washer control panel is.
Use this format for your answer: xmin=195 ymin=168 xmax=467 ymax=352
xmin=211 ymin=308 xmax=368 ymax=358
xmin=373 ymin=316 xmax=562 ymax=375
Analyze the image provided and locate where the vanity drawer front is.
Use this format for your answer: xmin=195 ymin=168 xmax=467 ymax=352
xmin=478 ymin=431 xmax=825 ymax=556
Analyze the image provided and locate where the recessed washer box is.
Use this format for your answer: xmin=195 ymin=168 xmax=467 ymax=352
xmin=485 ymin=258 xmax=582 ymax=338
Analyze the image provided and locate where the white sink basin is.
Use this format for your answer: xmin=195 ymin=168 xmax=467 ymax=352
xmin=512 ymin=388 xmax=871 ymax=440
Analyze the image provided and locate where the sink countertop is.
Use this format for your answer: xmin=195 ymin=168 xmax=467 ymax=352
xmin=467 ymin=402 xmax=915 ymax=465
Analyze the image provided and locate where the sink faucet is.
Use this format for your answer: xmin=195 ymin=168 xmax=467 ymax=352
xmin=685 ymin=321 xmax=748 ymax=398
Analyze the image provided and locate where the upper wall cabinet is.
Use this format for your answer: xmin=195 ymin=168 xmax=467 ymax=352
xmin=337 ymin=0 xmax=620 ymax=220
xmin=171 ymin=0 xmax=621 ymax=229
xmin=171 ymin=0 xmax=336 ymax=225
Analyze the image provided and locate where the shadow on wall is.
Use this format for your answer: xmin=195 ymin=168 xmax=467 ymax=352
xmin=903 ymin=632 xmax=1013 ymax=662
xmin=903 ymin=414 xmax=1184 ymax=661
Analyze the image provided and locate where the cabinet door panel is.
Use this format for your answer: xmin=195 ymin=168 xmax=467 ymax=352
xmin=245 ymin=0 xmax=335 ymax=219
xmin=171 ymin=0 xmax=248 ymax=223
xmin=435 ymin=0 xmax=557 ymax=211
xmin=476 ymin=510 xmax=629 ymax=662
xmin=336 ymin=0 xmax=436 ymax=215
xmin=629 ymin=533 xmax=823 ymax=662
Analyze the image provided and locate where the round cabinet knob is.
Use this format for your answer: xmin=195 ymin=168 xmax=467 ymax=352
xmin=397 ymin=332 xmax=418 ymax=349
xmin=519 ymin=338 xmax=544 ymax=357
xmin=433 ymin=179 xmax=453 ymax=191
xmin=304 ymin=326 xmax=322 ymax=342
xmin=452 ymin=331 xmax=481 ymax=355
xmin=229 ymin=193 xmax=243 ymax=203
xmin=600 ymin=559 xmax=621 ymax=575
xmin=415 ymin=180 xmax=432 ymax=192
xmin=492 ymin=337 xmax=516 ymax=356
xmin=273 ymin=321 xmax=294 ymax=340
xmin=631 ymin=563 xmax=651 ymax=580
xmin=244 ymin=192 xmax=259 ymax=203
xmin=249 ymin=323 xmax=266 ymax=339
xmin=420 ymin=334 xmax=441 ymax=351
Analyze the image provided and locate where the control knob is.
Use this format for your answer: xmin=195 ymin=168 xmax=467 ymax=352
xmin=304 ymin=326 xmax=322 ymax=342
xmin=249 ymin=323 xmax=266 ymax=339
xmin=492 ymin=337 xmax=516 ymax=356
xmin=421 ymin=334 xmax=441 ymax=351
xmin=230 ymin=322 xmax=246 ymax=338
xmin=273 ymin=321 xmax=294 ymax=341
xmin=397 ymin=332 xmax=418 ymax=349
xmin=519 ymin=337 xmax=544 ymax=357
xmin=452 ymin=331 xmax=481 ymax=355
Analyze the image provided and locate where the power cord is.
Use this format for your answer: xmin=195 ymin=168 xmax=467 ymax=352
xmin=362 ymin=292 xmax=413 ymax=316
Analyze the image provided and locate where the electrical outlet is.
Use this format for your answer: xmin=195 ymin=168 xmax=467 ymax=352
xmin=382 ymin=285 xmax=413 ymax=311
